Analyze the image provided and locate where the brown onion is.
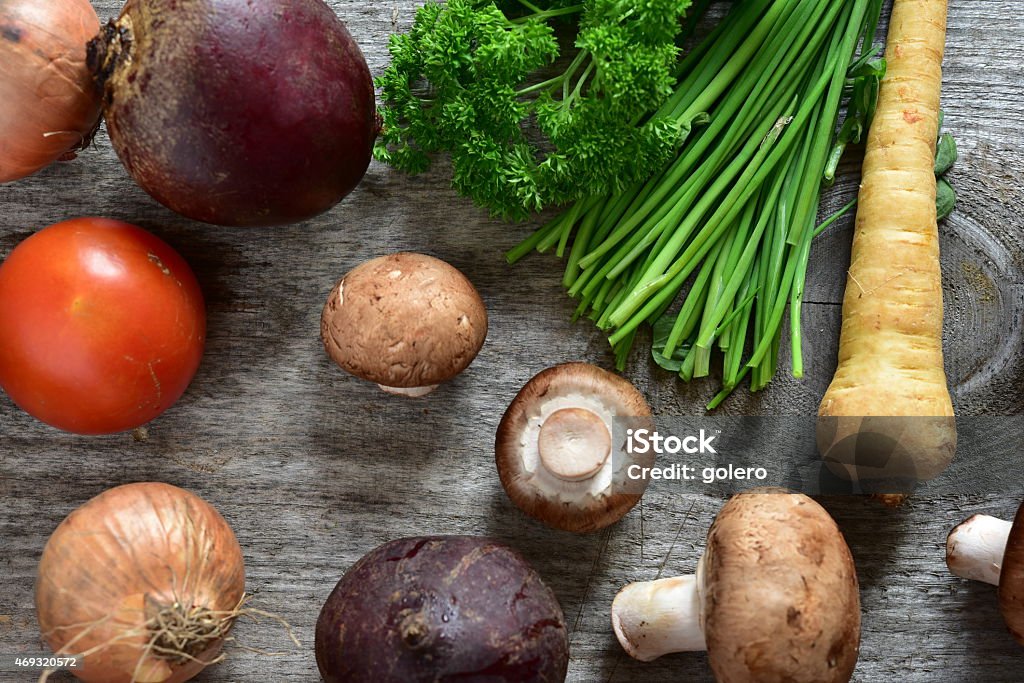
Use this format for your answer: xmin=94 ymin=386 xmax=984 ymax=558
xmin=36 ymin=483 xmax=245 ymax=683
xmin=0 ymin=0 xmax=101 ymax=183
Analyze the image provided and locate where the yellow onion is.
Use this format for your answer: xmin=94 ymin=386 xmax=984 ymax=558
xmin=36 ymin=483 xmax=245 ymax=683
xmin=0 ymin=0 xmax=102 ymax=183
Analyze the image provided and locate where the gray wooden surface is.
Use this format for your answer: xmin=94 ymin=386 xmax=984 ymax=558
xmin=1 ymin=1 xmax=1023 ymax=681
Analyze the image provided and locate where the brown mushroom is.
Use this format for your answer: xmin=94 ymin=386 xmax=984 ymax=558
xmin=612 ymin=491 xmax=861 ymax=682
xmin=946 ymin=502 xmax=1024 ymax=645
xmin=320 ymin=253 xmax=487 ymax=396
xmin=495 ymin=363 xmax=654 ymax=533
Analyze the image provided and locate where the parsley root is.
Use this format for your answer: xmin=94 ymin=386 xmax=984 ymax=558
xmin=818 ymin=0 xmax=956 ymax=484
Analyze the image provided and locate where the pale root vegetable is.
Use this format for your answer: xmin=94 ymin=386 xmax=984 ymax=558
xmin=817 ymin=0 xmax=955 ymax=492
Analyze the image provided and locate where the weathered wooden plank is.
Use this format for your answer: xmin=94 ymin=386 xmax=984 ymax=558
xmin=1 ymin=1 xmax=1022 ymax=682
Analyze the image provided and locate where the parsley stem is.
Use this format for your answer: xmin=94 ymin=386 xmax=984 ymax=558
xmin=516 ymin=75 xmax=566 ymax=97
xmin=513 ymin=0 xmax=543 ymax=13
xmin=564 ymin=61 xmax=594 ymax=107
xmin=517 ymin=48 xmax=590 ymax=98
xmin=510 ymin=2 xmax=584 ymax=23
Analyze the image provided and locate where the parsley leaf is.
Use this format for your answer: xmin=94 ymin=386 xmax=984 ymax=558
xmin=375 ymin=0 xmax=694 ymax=220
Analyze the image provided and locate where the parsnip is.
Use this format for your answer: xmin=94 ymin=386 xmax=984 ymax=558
xmin=817 ymin=0 xmax=955 ymax=489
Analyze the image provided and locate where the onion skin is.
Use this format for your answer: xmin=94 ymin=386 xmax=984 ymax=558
xmin=36 ymin=483 xmax=245 ymax=683
xmin=89 ymin=0 xmax=378 ymax=227
xmin=0 ymin=0 xmax=101 ymax=183
xmin=315 ymin=536 xmax=570 ymax=682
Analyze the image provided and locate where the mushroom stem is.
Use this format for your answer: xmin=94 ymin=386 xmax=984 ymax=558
xmin=537 ymin=407 xmax=611 ymax=482
xmin=378 ymin=384 xmax=438 ymax=398
xmin=947 ymin=514 xmax=1013 ymax=586
xmin=611 ymin=575 xmax=706 ymax=661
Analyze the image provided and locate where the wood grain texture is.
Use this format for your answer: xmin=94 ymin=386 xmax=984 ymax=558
xmin=1 ymin=1 xmax=1022 ymax=682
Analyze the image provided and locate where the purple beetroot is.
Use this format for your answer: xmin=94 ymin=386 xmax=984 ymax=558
xmin=315 ymin=536 xmax=569 ymax=682
xmin=88 ymin=0 xmax=378 ymax=227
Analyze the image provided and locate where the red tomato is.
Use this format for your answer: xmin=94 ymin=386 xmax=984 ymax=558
xmin=0 ymin=218 xmax=206 ymax=434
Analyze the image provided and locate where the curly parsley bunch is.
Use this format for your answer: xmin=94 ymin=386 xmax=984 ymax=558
xmin=374 ymin=0 xmax=694 ymax=220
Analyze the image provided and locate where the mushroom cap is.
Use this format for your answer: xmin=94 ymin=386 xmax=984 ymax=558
xmin=320 ymin=253 xmax=487 ymax=388
xmin=701 ymin=491 xmax=860 ymax=683
xmin=998 ymin=502 xmax=1024 ymax=645
xmin=495 ymin=362 xmax=653 ymax=533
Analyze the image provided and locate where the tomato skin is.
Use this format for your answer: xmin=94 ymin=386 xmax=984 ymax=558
xmin=0 ymin=218 xmax=205 ymax=434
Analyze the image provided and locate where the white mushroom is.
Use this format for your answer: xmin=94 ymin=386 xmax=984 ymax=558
xmin=612 ymin=492 xmax=861 ymax=682
xmin=947 ymin=514 xmax=1014 ymax=585
xmin=946 ymin=503 xmax=1024 ymax=645
xmin=320 ymin=253 xmax=487 ymax=396
xmin=612 ymin=574 xmax=706 ymax=658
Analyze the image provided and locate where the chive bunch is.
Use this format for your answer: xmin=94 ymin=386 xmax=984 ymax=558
xmin=510 ymin=0 xmax=886 ymax=407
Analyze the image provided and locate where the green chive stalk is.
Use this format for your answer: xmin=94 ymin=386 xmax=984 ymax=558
xmin=510 ymin=0 xmax=885 ymax=408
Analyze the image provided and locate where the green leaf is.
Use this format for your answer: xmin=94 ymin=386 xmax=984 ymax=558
xmin=847 ymin=57 xmax=886 ymax=80
xmin=933 ymin=114 xmax=956 ymax=220
xmin=936 ymin=177 xmax=956 ymax=221
xmin=826 ymin=59 xmax=884 ymax=184
xmin=651 ymin=314 xmax=691 ymax=372
xmin=374 ymin=0 xmax=696 ymax=218
xmin=934 ymin=132 xmax=957 ymax=176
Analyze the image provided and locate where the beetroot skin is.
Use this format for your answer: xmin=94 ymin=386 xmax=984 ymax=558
xmin=89 ymin=0 xmax=378 ymax=227
xmin=315 ymin=536 xmax=569 ymax=682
